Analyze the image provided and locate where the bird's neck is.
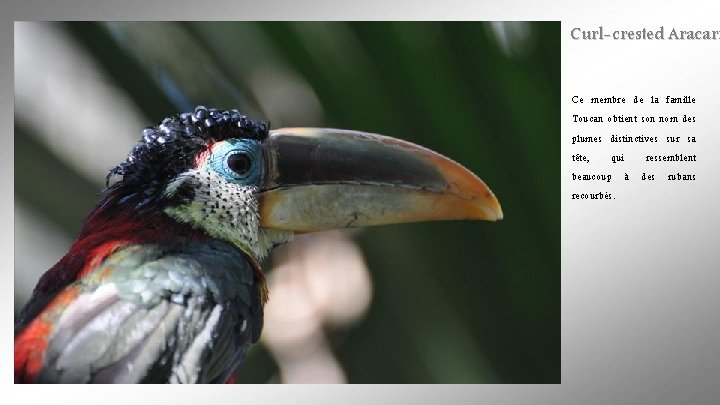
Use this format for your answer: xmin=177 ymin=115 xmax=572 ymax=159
xmin=17 ymin=196 xmax=239 ymax=336
xmin=75 ymin=207 xmax=209 ymax=271
xmin=19 ymin=189 xmax=272 ymax=333
xmin=31 ymin=194 xmax=216 ymax=300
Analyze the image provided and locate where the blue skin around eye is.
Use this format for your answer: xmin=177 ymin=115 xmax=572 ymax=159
xmin=208 ymin=139 xmax=263 ymax=186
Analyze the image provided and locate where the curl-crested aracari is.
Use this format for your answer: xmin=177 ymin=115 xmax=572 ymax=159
xmin=15 ymin=106 xmax=502 ymax=383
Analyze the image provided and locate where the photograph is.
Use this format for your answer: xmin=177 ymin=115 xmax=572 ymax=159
xmin=14 ymin=21 xmax=559 ymax=383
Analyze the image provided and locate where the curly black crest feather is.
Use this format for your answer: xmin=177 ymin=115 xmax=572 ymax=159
xmin=103 ymin=106 xmax=268 ymax=210
xmin=108 ymin=106 xmax=269 ymax=187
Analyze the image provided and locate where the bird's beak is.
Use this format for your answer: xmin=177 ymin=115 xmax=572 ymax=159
xmin=258 ymin=128 xmax=502 ymax=232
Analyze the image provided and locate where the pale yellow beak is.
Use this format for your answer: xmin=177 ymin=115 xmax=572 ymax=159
xmin=258 ymin=128 xmax=502 ymax=232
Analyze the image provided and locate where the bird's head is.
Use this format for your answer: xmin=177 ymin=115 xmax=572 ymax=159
xmin=103 ymin=106 xmax=503 ymax=260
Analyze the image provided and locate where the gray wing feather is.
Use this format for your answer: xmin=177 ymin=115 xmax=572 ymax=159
xmin=35 ymin=242 xmax=261 ymax=383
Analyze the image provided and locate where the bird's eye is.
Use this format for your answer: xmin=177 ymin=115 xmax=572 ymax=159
xmin=227 ymin=152 xmax=252 ymax=176
xmin=208 ymin=139 xmax=262 ymax=185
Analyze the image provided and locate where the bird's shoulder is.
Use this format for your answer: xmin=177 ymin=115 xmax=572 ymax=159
xmin=98 ymin=240 xmax=260 ymax=310
xmin=16 ymin=240 xmax=264 ymax=383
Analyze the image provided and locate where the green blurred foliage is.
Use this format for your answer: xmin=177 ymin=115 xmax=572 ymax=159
xmin=16 ymin=21 xmax=559 ymax=383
